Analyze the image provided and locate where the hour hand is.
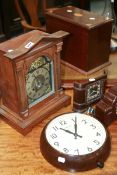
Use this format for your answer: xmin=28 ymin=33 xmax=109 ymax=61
xmin=60 ymin=128 xmax=74 ymax=135
xmin=60 ymin=128 xmax=82 ymax=138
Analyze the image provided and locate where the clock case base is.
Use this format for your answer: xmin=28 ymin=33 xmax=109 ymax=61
xmin=0 ymin=92 xmax=70 ymax=135
xmin=61 ymin=59 xmax=111 ymax=75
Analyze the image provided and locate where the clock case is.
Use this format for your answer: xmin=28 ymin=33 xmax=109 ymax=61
xmin=0 ymin=30 xmax=71 ymax=135
xmin=73 ymin=74 xmax=107 ymax=112
xmin=95 ymin=85 xmax=117 ymax=127
xmin=40 ymin=114 xmax=111 ymax=172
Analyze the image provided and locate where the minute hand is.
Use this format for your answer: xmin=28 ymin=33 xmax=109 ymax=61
xmin=60 ymin=128 xmax=82 ymax=138
xmin=74 ymin=117 xmax=78 ymax=139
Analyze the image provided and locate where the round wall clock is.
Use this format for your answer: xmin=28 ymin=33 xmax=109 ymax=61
xmin=0 ymin=30 xmax=71 ymax=134
xmin=40 ymin=112 xmax=111 ymax=172
xmin=73 ymin=74 xmax=107 ymax=112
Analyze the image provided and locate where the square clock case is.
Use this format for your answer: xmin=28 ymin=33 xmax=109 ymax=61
xmin=0 ymin=30 xmax=71 ymax=135
xmin=73 ymin=74 xmax=107 ymax=112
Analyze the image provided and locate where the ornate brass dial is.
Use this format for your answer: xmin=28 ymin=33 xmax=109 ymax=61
xmin=26 ymin=56 xmax=54 ymax=105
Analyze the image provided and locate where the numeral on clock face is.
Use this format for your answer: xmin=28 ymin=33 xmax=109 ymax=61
xmin=93 ymin=140 xmax=100 ymax=145
xmin=53 ymin=126 xmax=59 ymax=131
xmin=87 ymin=147 xmax=93 ymax=152
xmin=59 ymin=120 xmax=67 ymax=125
xmin=50 ymin=133 xmax=57 ymax=139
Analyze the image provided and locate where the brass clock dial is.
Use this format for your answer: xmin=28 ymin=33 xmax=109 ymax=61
xmin=26 ymin=56 xmax=54 ymax=105
xmin=40 ymin=112 xmax=111 ymax=172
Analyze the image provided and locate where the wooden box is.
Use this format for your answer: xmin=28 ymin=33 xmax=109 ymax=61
xmin=46 ymin=6 xmax=113 ymax=74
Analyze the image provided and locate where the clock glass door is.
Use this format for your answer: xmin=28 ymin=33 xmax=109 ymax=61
xmin=26 ymin=56 xmax=54 ymax=106
xmin=86 ymin=80 xmax=102 ymax=104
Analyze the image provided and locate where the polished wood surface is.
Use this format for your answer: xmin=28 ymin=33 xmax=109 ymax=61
xmin=0 ymin=89 xmax=117 ymax=175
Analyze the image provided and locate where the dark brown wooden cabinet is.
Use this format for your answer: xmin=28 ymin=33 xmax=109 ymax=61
xmin=46 ymin=6 xmax=113 ymax=74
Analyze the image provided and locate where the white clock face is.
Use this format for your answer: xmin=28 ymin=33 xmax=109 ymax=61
xmin=46 ymin=113 xmax=106 ymax=156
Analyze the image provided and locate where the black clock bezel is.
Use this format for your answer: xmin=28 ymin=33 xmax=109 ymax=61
xmin=40 ymin=112 xmax=111 ymax=172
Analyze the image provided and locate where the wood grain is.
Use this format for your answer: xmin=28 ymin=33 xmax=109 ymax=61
xmin=0 ymin=90 xmax=117 ymax=175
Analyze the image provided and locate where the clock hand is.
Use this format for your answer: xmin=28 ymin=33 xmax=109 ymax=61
xmin=74 ymin=116 xmax=78 ymax=139
xmin=60 ymin=128 xmax=82 ymax=138
xmin=60 ymin=128 xmax=74 ymax=135
xmin=90 ymin=90 xmax=97 ymax=96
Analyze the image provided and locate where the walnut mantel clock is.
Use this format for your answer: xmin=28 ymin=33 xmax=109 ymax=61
xmin=0 ymin=30 xmax=71 ymax=134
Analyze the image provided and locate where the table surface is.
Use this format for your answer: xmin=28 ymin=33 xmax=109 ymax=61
xmin=0 ymin=90 xmax=117 ymax=175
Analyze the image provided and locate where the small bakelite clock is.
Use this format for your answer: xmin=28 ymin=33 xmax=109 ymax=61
xmin=73 ymin=74 xmax=107 ymax=112
xmin=40 ymin=112 xmax=111 ymax=172
xmin=0 ymin=30 xmax=71 ymax=134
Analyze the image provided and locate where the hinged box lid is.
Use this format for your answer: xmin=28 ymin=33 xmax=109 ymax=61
xmin=46 ymin=6 xmax=113 ymax=29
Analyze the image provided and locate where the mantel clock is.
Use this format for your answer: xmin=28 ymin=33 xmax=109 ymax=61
xmin=73 ymin=74 xmax=107 ymax=112
xmin=0 ymin=30 xmax=71 ymax=134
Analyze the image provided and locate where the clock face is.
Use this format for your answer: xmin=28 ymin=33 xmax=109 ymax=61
xmin=26 ymin=56 xmax=54 ymax=106
xmin=45 ymin=113 xmax=106 ymax=156
xmin=86 ymin=80 xmax=103 ymax=104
